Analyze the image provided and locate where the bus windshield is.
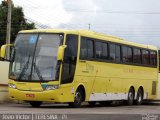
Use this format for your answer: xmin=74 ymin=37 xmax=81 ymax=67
xmin=9 ymin=33 xmax=63 ymax=81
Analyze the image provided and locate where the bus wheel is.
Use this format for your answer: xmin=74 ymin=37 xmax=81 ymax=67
xmin=69 ymin=89 xmax=83 ymax=108
xmin=99 ymin=101 xmax=112 ymax=106
xmin=29 ymin=101 xmax=42 ymax=108
xmin=135 ymin=89 xmax=143 ymax=105
xmin=126 ymin=88 xmax=135 ymax=105
xmin=88 ymin=101 xmax=96 ymax=106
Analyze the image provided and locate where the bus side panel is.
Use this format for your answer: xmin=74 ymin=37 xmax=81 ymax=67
xmin=76 ymin=59 xmax=158 ymax=101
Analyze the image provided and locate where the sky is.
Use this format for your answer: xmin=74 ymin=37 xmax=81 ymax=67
xmin=1 ymin=0 xmax=160 ymax=48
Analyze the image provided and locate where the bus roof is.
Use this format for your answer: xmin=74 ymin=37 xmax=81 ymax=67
xmin=19 ymin=29 xmax=157 ymax=51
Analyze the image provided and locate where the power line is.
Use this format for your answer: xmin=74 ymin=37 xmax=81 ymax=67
xmin=20 ymin=6 xmax=160 ymax=15
xmin=64 ymin=9 xmax=160 ymax=15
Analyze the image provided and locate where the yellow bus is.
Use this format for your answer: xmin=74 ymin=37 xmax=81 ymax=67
xmin=2 ymin=29 xmax=158 ymax=107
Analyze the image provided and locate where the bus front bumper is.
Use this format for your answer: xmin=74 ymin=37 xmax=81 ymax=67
xmin=9 ymin=88 xmax=69 ymax=102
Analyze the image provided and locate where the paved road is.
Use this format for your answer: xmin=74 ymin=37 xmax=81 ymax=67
xmin=0 ymin=102 xmax=160 ymax=120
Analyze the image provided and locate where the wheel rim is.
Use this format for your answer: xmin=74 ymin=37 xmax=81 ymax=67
xmin=138 ymin=95 xmax=142 ymax=103
xmin=137 ymin=92 xmax=143 ymax=103
xmin=75 ymin=91 xmax=82 ymax=104
xmin=129 ymin=92 xmax=134 ymax=101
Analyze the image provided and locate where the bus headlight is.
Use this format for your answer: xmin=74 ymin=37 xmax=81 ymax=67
xmin=45 ymin=85 xmax=59 ymax=90
xmin=8 ymin=83 xmax=16 ymax=89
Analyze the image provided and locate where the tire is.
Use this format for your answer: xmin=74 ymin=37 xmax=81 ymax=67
xmin=88 ymin=101 xmax=96 ymax=106
xmin=69 ymin=89 xmax=83 ymax=108
xmin=126 ymin=88 xmax=135 ymax=105
xmin=99 ymin=101 xmax=112 ymax=106
xmin=30 ymin=101 xmax=42 ymax=108
xmin=135 ymin=89 xmax=143 ymax=105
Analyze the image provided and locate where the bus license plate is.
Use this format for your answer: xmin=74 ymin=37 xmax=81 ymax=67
xmin=26 ymin=94 xmax=35 ymax=98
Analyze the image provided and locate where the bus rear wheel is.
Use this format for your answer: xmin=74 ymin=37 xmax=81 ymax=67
xmin=126 ymin=88 xmax=135 ymax=105
xmin=135 ymin=89 xmax=143 ymax=105
xmin=29 ymin=101 xmax=42 ymax=108
xmin=69 ymin=89 xmax=83 ymax=108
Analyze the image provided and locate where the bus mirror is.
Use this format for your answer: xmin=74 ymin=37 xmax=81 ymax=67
xmin=0 ymin=44 xmax=13 ymax=61
xmin=57 ymin=45 xmax=67 ymax=61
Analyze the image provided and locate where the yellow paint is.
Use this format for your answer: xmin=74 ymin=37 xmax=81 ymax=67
xmin=0 ymin=44 xmax=13 ymax=59
xmin=57 ymin=45 xmax=67 ymax=61
xmin=9 ymin=80 xmax=74 ymax=102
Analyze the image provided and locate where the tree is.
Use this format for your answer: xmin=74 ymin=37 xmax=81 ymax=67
xmin=0 ymin=0 xmax=35 ymax=46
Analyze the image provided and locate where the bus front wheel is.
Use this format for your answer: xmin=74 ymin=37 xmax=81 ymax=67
xmin=69 ymin=88 xmax=83 ymax=108
xmin=29 ymin=101 xmax=42 ymax=108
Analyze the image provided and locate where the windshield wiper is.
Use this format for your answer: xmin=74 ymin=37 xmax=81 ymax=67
xmin=33 ymin=62 xmax=44 ymax=81
xmin=32 ymin=57 xmax=44 ymax=81
xmin=18 ymin=55 xmax=30 ymax=80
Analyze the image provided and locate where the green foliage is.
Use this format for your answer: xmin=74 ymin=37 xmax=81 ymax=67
xmin=0 ymin=0 xmax=35 ymax=46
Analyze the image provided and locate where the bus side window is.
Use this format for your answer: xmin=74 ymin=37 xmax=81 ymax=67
xmin=102 ymin=42 xmax=108 ymax=60
xmin=150 ymin=51 xmax=157 ymax=66
xmin=80 ymin=37 xmax=87 ymax=60
xmin=159 ymin=50 xmax=160 ymax=71
xmin=80 ymin=37 xmax=94 ymax=59
xmin=87 ymin=39 xmax=94 ymax=59
xmin=122 ymin=46 xmax=127 ymax=62
xmin=133 ymin=48 xmax=142 ymax=64
xmin=127 ymin=47 xmax=133 ymax=63
xmin=95 ymin=41 xmax=102 ymax=59
xmin=122 ymin=46 xmax=133 ymax=63
xmin=115 ymin=45 xmax=121 ymax=62
xmin=109 ymin=43 xmax=116 ymax=61
xmin=142 ymin=50 xmax=150 ymax=65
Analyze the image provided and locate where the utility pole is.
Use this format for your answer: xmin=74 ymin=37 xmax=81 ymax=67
xmin=6 ymin=0 xmax=12 ymax=59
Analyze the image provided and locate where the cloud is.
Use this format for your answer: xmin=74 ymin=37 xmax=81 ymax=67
xmin=59 ymin=0 xmax=99 ymax=29
xmin=12 ymin=0 xmax=72 ymax=27
xmin=60 ymin=0 xmax=160 ymax=48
